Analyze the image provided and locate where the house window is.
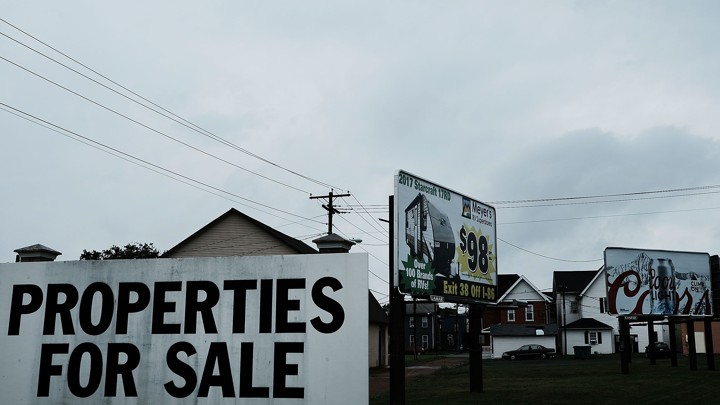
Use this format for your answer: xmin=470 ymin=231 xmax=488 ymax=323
xmin=585 ymin=331 xmax=602 ymax=345
xmin=409 ymin=317 xmax=414 ymax=328
xmin=409 ymin=335 xmax=415 ymax=345
xmin=570 ymin=301 xmax=578 ymax=313
xmin=422 ymin=335 xmax=429 ymax=349
xmin=525 ymin=305 xmax=534 ymax=321
xmin=508 ymin=309 xmax=516 ymax=322
xmin=599 ymin=298 xmax=606 ymax=314
xmin=421 ymin=317 xmax=428 ymax=329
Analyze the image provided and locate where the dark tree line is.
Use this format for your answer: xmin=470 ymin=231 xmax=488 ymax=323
xmin=80 ymin=242 xmax=161 ymax=260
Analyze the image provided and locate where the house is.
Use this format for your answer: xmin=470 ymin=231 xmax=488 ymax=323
xmin=403 ymin=302 xmax=469 ymax=354
xmin=368 ymin=292 xmax=389 ymax=366
xmin=554 ymin=268 xmax=661 ymax=355
xmin=162 ymin=207 xmax=318 ymax=257
xmin=678 ymin=319 xmax=720 ymax=354
xmin=404 ymin=302 xmax=437 ymax=353
xmin=162 ymin=208 xmax=389 ymax=368
xmin=676 ymin=254 xmax=720 ymax=355
xmin=437 ymin=306 xmax=467 ymax=352
xmin=482 ymin=274 xmax=558 ymax=358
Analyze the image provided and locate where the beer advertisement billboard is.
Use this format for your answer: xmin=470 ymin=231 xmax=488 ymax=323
xmin=0 ymin=254 xmax=368 ymax=404
xmin=605 ymin=247 xmax=713 ymax=316
xmin=394 ymin=170 xmax=498 ymax=304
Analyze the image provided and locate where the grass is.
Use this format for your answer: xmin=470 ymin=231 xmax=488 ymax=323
xmin=371 ymin=354 xmax=720 ymax=404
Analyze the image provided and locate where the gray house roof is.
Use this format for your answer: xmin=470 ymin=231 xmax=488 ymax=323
xmin=162 ymin=208 xmax=316 ymax=257
xmin=14 ymin=244 xmax=61 ymax=255
xmin=369 ymin=292 xmax=389 ymax=324
xmin=564 ymin=318 xmax=614 ymax=330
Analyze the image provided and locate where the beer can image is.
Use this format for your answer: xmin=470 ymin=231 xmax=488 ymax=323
xmin=650 ymin=258 xmax=676 ymax=315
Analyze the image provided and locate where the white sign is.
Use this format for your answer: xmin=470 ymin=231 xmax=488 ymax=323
xmin=0 ymin=254 xmax=368 ymax=404
xmin=394 ymin=170 xmax=498 ymax=304
xmin=605 ymin=247 xmax=712 ymax=316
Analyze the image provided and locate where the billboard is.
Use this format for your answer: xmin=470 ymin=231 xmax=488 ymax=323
xmin=0 ymin=254 xmax=368 ymax=404
xmin=605 ymin=247 xmax=713 ymax=316
xmin=394 ymin=170 xmax=497 ymax=304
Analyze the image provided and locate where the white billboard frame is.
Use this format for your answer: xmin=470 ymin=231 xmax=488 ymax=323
xmin=394 ymin=170 xmax=498 ymax=304
xmin=605 ymin=247 xmax=713 ymax=317
xmin=0 ymin=254 xmax=368 ymax=404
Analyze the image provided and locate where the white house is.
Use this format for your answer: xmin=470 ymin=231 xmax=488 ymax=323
xmin=555 ymin=267 xmax=664 ymax=355
xmin=484 ymin=274 xmax=557 ymax=358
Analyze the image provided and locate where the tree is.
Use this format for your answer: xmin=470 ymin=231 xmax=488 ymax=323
xmin=80 ymin=242 xmax=161 ymax=260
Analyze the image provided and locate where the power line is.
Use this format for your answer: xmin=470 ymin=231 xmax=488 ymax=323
xmin=335 ymin=213 xmax=387 ymax=244
xmin=0 ymin=18 xmax=345 ymax=193
xmin=347 ymin=195 xmax=390 ymax=237
xmin=275 ymin=215 xmax=327 ymax=230
xmin=490 ymin=185 xmax=720 ymax=206
xmin=309 ymin=190 xmax=351 ymax=235
xmin=498 ymin=237 xmax=602 ymax=263
xmin=0 ymin=102 xmax=326 ymax=226
xmin=331 ymin=225 xmax=388 ymax=285
xmin=0 ymin=55 xmax=314 ymax=194
xmin=499 ymin=206 xmax=720 ymax=225
xmin=499 ymin=190 xmax=720 ymax=209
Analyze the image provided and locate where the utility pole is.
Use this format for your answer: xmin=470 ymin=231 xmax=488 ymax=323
xmin=310 ymin=189 xmax=351 ymax=234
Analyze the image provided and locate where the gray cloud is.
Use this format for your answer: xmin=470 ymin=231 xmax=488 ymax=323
xmin=2 ymin=1 xmax=720 ymax=300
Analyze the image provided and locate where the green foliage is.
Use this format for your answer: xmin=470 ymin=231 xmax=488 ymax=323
xmin=79 ymin=242 xmax=161 ymax=260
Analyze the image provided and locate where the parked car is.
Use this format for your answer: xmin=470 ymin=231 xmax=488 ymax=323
xmin=502 ymin=344 xmax=556 ymax=360
xmin=644 ymin=342 xmax=671 ymax=358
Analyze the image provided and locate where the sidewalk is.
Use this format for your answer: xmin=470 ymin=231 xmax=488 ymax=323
xmin=369 ymin=355 xmax=469 ymax=398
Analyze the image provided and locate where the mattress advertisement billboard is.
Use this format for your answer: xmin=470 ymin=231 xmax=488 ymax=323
xmin=394 ymin=170 xmax=498 ymax=304
xmin=605 ymin=247 xmax=713 ymax=316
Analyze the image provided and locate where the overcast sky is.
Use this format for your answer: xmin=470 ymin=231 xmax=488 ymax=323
xmin=3 ymin=1 xmax=720 ymax=304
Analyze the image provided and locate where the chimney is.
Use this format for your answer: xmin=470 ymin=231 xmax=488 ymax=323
xmin=312 ymin=233 xmax=356 ymax=254
xmin=14 ymin=244 xmax=62 ymax=262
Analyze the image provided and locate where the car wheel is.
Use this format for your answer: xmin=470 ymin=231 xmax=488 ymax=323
xmin=541 ymin=353 xmax=547 ymax=359
xmin=510 ymin=354 xmax=516 ymax=360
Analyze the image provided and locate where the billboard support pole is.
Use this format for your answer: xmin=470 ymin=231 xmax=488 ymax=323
xmin=388 ymin=195 xmax=406 ymax=405
xmin=620 ymin=317 xmax=630 ymax=374
xmin=647 ymin=319 xmax=656 ymax=365
xmin=413 ymin=298 xmax=418 ymax=359
xmin=668 ymin=317 xmax=678 ymax=367
xmin=468 ymin=304 xmax=484 ymax=392
xmin=687 ymin=319 xmax=698 ymax=371
xmin=704 ymin=318 xmax=715 ymax=371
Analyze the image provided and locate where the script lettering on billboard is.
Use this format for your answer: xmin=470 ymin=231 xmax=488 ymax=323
xmin=605 ymin=248 xmax=713 ymax=316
